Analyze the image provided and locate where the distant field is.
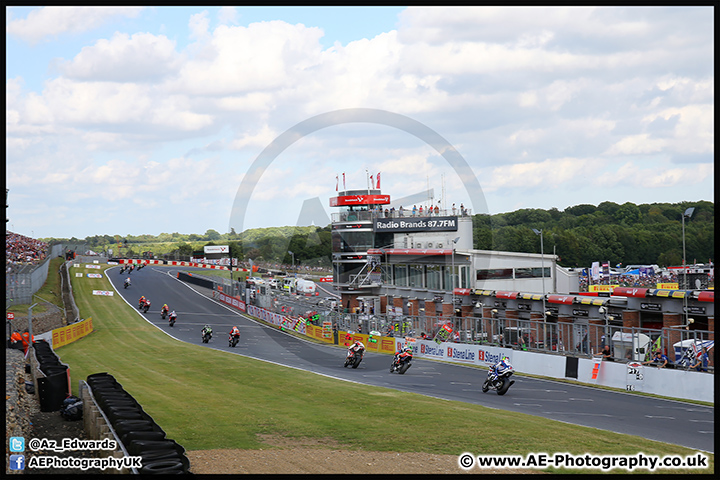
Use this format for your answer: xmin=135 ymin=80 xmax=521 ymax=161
xmin=55 ymin=263 xmax=713 ymax=474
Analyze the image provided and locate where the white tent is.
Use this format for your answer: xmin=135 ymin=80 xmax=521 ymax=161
xmin=611 ymin=332 xmax=651 ymax=362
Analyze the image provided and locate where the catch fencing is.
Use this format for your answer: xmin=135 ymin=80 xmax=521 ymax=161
xmin=6 ymin=244 xmax=66 ymax=305
xmin=193 ymin=273 xmax=714 ymax=372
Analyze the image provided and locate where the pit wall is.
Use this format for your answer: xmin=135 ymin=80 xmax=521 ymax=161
xmin=408 ymin=339 xmax=713 ymax=403
xmin=210 ymin=280 xmax=715 ymax=404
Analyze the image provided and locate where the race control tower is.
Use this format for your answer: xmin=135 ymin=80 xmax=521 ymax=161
xmin=329 ymin=188 xmax=391 ymax=310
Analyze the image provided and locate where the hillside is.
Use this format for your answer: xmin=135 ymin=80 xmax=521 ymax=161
xmin=41 ymin=201 xmax=713 ymax=269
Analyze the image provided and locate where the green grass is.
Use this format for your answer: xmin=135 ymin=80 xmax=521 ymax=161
xmin=55 ymin=264 xmax=713 ymax=473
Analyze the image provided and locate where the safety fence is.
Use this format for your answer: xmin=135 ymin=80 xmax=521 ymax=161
xmin=322 ymin=312 xmax=713 ymax=369
xmin=6 ymin=244 xmax=65 ymax=305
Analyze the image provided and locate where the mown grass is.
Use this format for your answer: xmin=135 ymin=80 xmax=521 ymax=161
xmin=55 ymin=264 xmax=713 ymax=473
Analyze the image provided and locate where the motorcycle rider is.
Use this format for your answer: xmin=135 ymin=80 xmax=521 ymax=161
xmin=138 ymin=295 xmax=146 ymax=308
xmin=168 ymin=311 xmax=177 ymax=323
xmin=347 ymin=340 xmax=365 ymax=358
xmin=392 ymin=344 xmax=413 ymax=371
xmin=202 ymin=324 xmax=213 ymax=339
xmin=143 ymin=299 xmax=151 ymax=311
xmin=124 ymin=277 xmax=131 ymax=287
xmin=161 ymin=304 xmax=169 ymax=316
xmin=229 ymin=326 xmax=240 ymax=342
xmin=490 ymin=355 xmax=512 ymax=380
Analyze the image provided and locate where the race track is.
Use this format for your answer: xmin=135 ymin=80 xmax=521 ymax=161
xmin=111 ymin=265 xmax=714 ymax=453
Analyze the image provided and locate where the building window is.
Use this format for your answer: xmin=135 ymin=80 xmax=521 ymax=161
xmin=409 ymin=264 xmax=424 ymax=288
xmin=476 ymin=268 xmax=514 ymax=281
xmin=426 ymin=265 xmax=442 ymax=290
xmin=515 ymin=267 xmax=551 ymax=279
xmin=394 ymin=265 xmax=408 ymax=287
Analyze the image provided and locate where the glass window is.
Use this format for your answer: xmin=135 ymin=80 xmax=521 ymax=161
xmin=427 ymin=265 xmax=442 ymax=290
xmin=409 ymin=265 xmax=424 ymax=288
xmin=515 ymin=267 xmax=551 ymax=278
xmin=394 ymin=265 xmax=408 ymax=287
xmin=476 ymin=268 xmax=514 ymax=281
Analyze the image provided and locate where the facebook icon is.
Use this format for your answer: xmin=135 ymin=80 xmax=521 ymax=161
xmin=9 ymin=454 xmax=25 ymax=471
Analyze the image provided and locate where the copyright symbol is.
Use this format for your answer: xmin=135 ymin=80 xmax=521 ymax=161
xmin=458 ymin=452 xmax=475 ymax=469
xmin=29 ymin=438 xmax=41 ymax=451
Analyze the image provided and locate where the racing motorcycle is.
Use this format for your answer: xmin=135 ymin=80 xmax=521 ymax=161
xmin=124 ymin=280 xmax=130 ymax=289
xmin=229 ymin=334 xmax=240 ymax=348
xmin=168 ymin=313 xmax=176 ymax=327
xmin=202 ymin=328 xmax=213 ymax=344
xmin=142 ymin=300 xmax=151 ymax=313
xmin=344 ymin=349 xmax=364 ymax=369
xmin=161 ymin=309 xmax=167 ymax=320
xmin=390 ymin=349 xmax=413 ymax=374
xmin=482 ymin=361 xmax=515 ymax=396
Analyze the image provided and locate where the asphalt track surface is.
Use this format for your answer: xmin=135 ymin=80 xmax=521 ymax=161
xmin=112 ymin=265 xmax=713 ymax=454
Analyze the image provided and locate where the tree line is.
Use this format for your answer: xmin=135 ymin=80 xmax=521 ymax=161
xmin=473 ymin=201 xmax=714 ymax=268
xmin=43 ymin=201 xmax=713 ymax=269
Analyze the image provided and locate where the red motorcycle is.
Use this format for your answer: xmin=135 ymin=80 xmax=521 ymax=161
xmin=390 ymin=349 xmax=413 ymax=374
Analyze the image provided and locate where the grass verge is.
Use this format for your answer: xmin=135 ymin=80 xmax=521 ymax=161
xmin=55 ymin=264 xmax=713 ymax=473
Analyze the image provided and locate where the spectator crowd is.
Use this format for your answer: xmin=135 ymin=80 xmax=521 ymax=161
xmin=579 ymin=271 xmax=682 ymax=291
xmin=6 ymin=231 xmax=49 ymax=273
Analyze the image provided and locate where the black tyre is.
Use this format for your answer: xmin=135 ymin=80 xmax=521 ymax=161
xmin=496 ymin=378 xmax=508 ymax=396
xmin=389 ymin=363 xmax=395 ymax=373
xmin=398 ymin=362 xmax=411 ymax=374
xmin=139 ymin=450 xmax=190 ymax=472
xmin=127 ymin=439 xmax=185 ymax=457
xmin=106 ymin=405 xmax=144 ymax=419
xmin=481 ymin=380 xmax=490 ymax=393
xmin=497 ymin=379 xmax=514 ymax=396
xmin=139 ymin=460 xmax=185 ymax=474
xmin=112 ymin=420 xmax=157 ymax=436
xmin=121 ymin=431 xmax=166 ymax=445
xmin=352 ymin=357 xmax=362 ymax=369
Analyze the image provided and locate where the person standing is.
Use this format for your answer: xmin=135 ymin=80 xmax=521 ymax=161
xmin=691 ymin=347 xmax=709 ymax=372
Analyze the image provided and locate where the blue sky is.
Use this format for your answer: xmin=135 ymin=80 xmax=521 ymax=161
xmin=6 ymin=6 xmax=714 ymax=240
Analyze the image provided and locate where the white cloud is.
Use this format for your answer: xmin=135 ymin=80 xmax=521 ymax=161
xmin=484 ymin=157 xmax=595 ymax=191
xmin=605 ymin=134 xmax=666 ymax=156
xmin=5 ymin=7 xmax=713 ymax=238
xmin=596 ymin=162 xmax=714 ymax=188
xmin=6 ymin=6 xmax=144 ymax=44
xmin=59 ymin=32 xmax=182 ymax=82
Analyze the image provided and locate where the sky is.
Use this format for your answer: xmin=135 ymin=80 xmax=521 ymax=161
xmin=6 ymin=6 xmax=714 ymax=240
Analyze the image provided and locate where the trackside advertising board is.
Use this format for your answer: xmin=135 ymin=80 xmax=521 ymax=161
xmin=414 ymin=340 xmax=511 ymax=367
xmin=52 ymin=317 xmax=94 ymax=349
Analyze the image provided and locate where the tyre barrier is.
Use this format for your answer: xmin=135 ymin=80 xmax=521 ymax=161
xmin=30 ymin=340 xmax=72 ymax=412
xmin=82 ymin=373 xmax=190 ymax=474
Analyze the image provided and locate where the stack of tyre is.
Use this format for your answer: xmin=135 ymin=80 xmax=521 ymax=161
xmin=33 ymin=340 xmax=71 ymax=411
xmin=86 ymin=373 xmax=191 ymax=474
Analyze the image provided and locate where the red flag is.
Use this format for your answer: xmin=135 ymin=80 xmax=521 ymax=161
xmin=376 ymin=172 xmax=381 ymax=189
xmin=370 ymin=175 xmax=374 ymax=188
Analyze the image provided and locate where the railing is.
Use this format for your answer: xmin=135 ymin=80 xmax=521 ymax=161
xmin=331 ymin=207 xmax=472 ymax=223
xmin=209 ymin=277 xmax=713 ymax=372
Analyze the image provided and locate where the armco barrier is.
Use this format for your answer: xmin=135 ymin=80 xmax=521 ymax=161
xmin=177 ymin=271 xmax=215 ymax=290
